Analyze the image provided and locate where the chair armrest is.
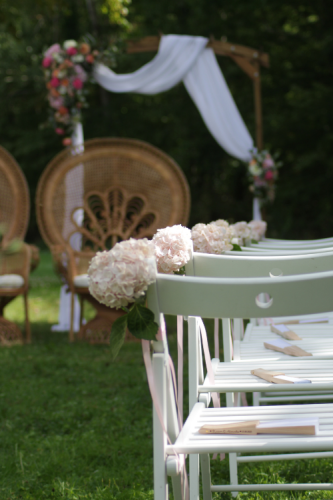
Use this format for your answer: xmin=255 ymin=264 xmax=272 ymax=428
xmin=0 ymin=242 xmax=31 ymax=288
xmin=50 ymin=244 xmax=96 ymax=290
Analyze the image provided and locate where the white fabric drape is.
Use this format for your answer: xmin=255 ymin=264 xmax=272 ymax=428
xmin=94 ymin=34 xmax=254 ymax=162
xmin=51 ymin=122 xmax=83 ymax=333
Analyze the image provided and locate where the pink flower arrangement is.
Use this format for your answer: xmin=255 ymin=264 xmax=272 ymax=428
xmin=42 ymin=38 xmax=115 ymax=146
xmin=152 ymin=225 xmax=192 ymax=274
xmin=191 ymin=223 xmax=233 ymax=254
xmin=88 ymin=239 xmax=156 ymax=309
xmin=248 ymin=149 xmax=281 ymax=205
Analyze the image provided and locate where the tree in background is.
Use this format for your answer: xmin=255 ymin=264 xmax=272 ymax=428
xmin=1 ymin=0 xmax=333 ymax=240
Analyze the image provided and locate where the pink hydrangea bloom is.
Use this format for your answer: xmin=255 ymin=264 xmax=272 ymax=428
xmin=72 ymin=78 xmax=83 ymax=90
xmin=152 ymin=225 xmax=192 ymax=274
xmin=230 ymin=222 xmax=251 ymax=246
xmin=248 ymin=220 xmax=267 ymax=241
xmin=88 ymin=239 xmax=156 ymax=309
xmin=264 ymin=170 xmax=274 ymax=180
xmin=42 ymin=57 xmax=53 ymax=68
xmin=44 ymin=43 xmax=61 ymax=58
xmin=191 ymin=223 xmax=233 ymax=254
xmin=55 ymin=128 xmax=65 ymax=135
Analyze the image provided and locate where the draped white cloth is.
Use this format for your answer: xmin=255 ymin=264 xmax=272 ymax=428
xmin=94 ymin=35 xmax=254 ymax=162
xmin=51 ymin=122 xmax=83 ymax=333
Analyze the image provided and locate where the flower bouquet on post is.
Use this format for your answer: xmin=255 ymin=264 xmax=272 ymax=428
xmin=88 ymin=226 xmax=192 ymax=359
xmin=42 ymin=37 xmax=116 ymax=147
xmin=248 ymin=149 xmax=281 ymax=206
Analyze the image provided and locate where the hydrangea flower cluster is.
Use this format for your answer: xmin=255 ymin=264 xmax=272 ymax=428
xmin=248 ymin=220 xmax=267 ymax=242
xmin=248 ymin=149 xmax=281 ymax=205
xmin=152 ymin=225 xmax=192 ymax=274
xmin=42 ymin=39 xmax=115 ymax=147
xmin=191 ymin=221 xmax=233 ymax=254
xmin=230 ymin=221 xmax=251 ymax=246
xmin=88 ymin=238 xmax=156 ymax=309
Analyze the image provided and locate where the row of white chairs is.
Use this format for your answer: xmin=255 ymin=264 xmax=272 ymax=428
xmin=144 ymin=239 xmax=333 ymax=498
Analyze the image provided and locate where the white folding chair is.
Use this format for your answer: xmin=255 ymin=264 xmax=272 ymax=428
xmin=147 ymin=270 xmax=333 ymax=498
xmin=186 ymin=250 xmax=333 ymax=407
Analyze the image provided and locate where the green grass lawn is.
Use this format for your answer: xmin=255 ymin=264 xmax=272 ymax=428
xmin=1 ymin=252 xmax=333 ymax=499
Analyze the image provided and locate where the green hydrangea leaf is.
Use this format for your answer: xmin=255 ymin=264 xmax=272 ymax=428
xmin=110 ymin=314 xmax=128 ymax=360
xmin=127 ymin=304 xmax=158 ymax=340
xmin=232 ymin=243 xmax=242 ymax=252
xmin=251 ymin=239 xmax=259 ymax=244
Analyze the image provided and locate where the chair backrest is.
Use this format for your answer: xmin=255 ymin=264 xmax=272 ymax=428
xmin=147 ymin=271 xmax=333 ymax=321
xmin=36 ymin=138 xmax=190 ymax=252
xmin=256 ymin=240 xmax=333 ymax=250
xmin=186 ymin=250 xmax=333 ymax=279
xmin=0 ymin=146 xmax=30 ymax=245
xmin=226 ymin=246 xmax=333 ymax=256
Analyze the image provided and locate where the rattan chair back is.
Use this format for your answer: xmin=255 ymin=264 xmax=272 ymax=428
xmin=36 ymin=138 xmax=190 ymax=252
xmin=0 ymin=146 xmax=30 ymax=245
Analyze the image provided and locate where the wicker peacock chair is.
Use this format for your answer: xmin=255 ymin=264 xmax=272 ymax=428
xmin=0 ymin=146 xmax=39 ymax=345
xmin=36 ymin=138 xmax=190 ymax=343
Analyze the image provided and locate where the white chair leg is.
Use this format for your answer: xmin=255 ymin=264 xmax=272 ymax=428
xmin=190 ymin=454 xmax=200 ymax=500
xmin=222 ymin=318 xmax=233 ymax=362
xmin=171 ymin=475 xmax=182 ymax=500
xmin=226 ymin=392 xmax=234 ymax=407
xmin=253 ymin=392 xmax=260 ymax=406
xmin=229 ymin=452 xmax=239 ymax=498
xmin=153 ymin=353 xmax=168 ymax=500
xmin=200 ymin=454 xmax=212 ymax=500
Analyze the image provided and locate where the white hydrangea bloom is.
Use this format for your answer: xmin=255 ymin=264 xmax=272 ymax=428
xmin=230 ymin=221 xmax=251 ymax=246
xmin=248 ymin=220 xmax=267 ymax=241
xmin=152 ymin=225 xmax=192 ymax=274
xmin=88 ymin=238 xmax=156 ymax=309
xmin=191 ymin=223 xmax=233 ymax=254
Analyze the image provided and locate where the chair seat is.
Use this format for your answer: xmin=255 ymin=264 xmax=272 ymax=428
xmin=199 ymin=359 xmax=333 ymax=393
xmin=170 ymin=402 xmax=333 ymax=455
xmin=244 ymin=322 xmax=333 ymax=342
xmin=236 ymin=337 xmax=333 ymax=361
xmin=73 ymin=274 xmax=89 ymax=288
xmin=0 ymin=274 xmax=25 ymax=288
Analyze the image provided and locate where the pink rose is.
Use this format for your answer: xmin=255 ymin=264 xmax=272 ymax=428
xmin=50 ymin=77 xmax=60 ymax=88
xmin=55 ymin=128 xmax=65 ymax=135
xmin=66 ymin=47 xmax=77 ymax=56
xmin=72 ymin=78 xmax=83 ymax=90
xmin=42 ymin=57 xmax=53 ymax=68
xmin=44 ymin=43 xmax=61 ymax=58
xmin=264 ymin=170 xmax=274 ymax=180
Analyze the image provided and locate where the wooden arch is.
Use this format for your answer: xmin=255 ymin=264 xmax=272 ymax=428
xmin=126 ymin=36 xmax=269 ymax=150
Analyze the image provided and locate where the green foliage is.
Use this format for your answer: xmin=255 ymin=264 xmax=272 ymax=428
xmin=1 ymin=0 xmax=333 ymax=241
xmin=127 ymin=303 xmax=158 ymax=340
xmin=109 ymin=314 xmax=127 ymax=360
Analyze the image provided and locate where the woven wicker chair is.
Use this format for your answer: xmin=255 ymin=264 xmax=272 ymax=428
xmin=0 ymin=146 xmax=39 ymax=345
xmin=36 ymin=138 xmax=190 ymax=342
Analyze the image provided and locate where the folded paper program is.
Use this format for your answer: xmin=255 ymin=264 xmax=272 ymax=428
xmin=199 ymin=418 xmax=318 ymax=436
xmin=264 ymin=338 xmax=312 ymax=357
xmin=251 ymin=368 xmax=311 ymax=385
xmin=271 ymin=323 xmax=302 ymax=340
